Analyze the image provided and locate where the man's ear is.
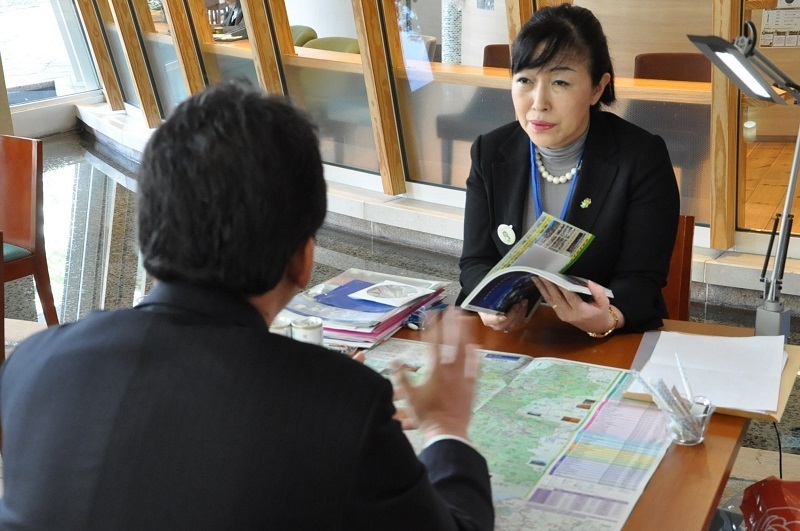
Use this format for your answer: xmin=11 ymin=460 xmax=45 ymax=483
xmin=286 ymin=237 xmax=315 ymax=290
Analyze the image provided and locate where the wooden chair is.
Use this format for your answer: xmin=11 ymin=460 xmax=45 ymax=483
xmin=1 ymin=230 xmax=4 ymax=360
xmin=1 ymin=135 xmax=59 ymax=326
xmin=634 ymin=52 xmax=711 ymax=83
xmin=662 ymin=215 xmax=694 ymax=321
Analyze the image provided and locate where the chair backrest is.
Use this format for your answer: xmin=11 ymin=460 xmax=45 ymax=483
xmin=420 ymin=35 xmax=437 ymax=61
xmin=634 ymin=53 xmax=711 ymax=83
xmin=662 ymin=215 xmax=694 ymax=321
xmin=1 ymin=230 xmax=4 ymax=353
xmin=483 ymin=44 xmax=510 ymax=69
xmin=303 ymin=37 xmax=360 ymax=54
xmin=0 ymin=134 xmax=42 ymax=253
xmin=291 ymin=25 xmax=317 ymax=47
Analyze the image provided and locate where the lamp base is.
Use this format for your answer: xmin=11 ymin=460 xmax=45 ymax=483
xmin=755 ymin=301 xmax=791 ymax=340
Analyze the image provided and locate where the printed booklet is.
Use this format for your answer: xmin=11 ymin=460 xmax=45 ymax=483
xmin=460 ymin=212 xmax=612 ymax=315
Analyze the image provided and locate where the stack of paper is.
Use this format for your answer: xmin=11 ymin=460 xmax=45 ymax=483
xmin=625 ymin=331 xmax=785 ymax=416
xmin=277 ymin=268 xmax=448 ymax=348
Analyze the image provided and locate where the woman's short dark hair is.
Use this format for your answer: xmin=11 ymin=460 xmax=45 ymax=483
xmin=512 ymin=4 xmax=615 ymax=106
xmin=137 ymin=80 xmax=326 ymax=296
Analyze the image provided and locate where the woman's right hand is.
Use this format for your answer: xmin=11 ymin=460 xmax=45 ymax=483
xmin=478 ymin=299 xmax=529 ymax=333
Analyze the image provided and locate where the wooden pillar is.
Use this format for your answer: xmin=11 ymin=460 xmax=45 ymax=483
xmin=74 ymin=0 xmax=125 ymax=110
xmin=709 ymin=0 xmax=741 ymax=250
xmin=162 ymin=0 xmax=207 ymax=95
xmin=352 ymin=0 xmax=406 ymax=195
xmin=108 ymin=0 xmax=163 ymax=127
xmin=243 ymin=0 xmax=286 ymax=95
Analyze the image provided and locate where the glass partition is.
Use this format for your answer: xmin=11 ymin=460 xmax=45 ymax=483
xmin=284 ymin=0 xmax=379 ymax=173
xmin=129 ymin=0 xmax=188 ymax=115
xmin=385 ymin=0 xmax=511 ymax=187
xmin=738 ymin=8 xmax=800 ymax=235
xmin=577 ymin=0 xmax=713 ymax=225
xmin=186 ymin=0 xmax=258 ymax=85
xmin=0 ymin=0 xmax=100 ymax=105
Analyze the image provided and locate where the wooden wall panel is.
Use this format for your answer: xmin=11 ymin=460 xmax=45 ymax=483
xmin=352 ymin=0 xmax=406 ymax=195
xmin=506 ymin=1 xmax=533 ymax=45
xmin=163 ymin=0 xmax=206 ymax=94
xmin=75 ymin=0 xmax=125 ymax=110
xmin=108 ymin=0 xmax=163 ymax=127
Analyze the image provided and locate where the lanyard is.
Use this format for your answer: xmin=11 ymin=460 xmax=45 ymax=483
xmin=529 ymin=141 xmax=582 ymax=220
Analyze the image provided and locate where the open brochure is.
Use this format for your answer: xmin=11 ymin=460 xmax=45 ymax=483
xmin=461 ymin=212 xmax=612 ymax=315
xmin=364 ymin=339 xmax=671 ymax=530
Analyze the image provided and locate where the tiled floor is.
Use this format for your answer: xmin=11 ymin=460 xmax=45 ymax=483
xmin=4 ymin=129 xmax=800 ymax=522
xmin=741 ymin=140 xmax=799 ymax=231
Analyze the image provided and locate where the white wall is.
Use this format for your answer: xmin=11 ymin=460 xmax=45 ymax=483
xmin=284 ymin=0 xmax=357 ymax=39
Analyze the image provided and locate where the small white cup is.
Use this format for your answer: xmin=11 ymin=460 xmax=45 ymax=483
xmin=291 ymin=316 xmax=324 ymax=345
xmin=269 ymin=317 xmax=292 ymax=337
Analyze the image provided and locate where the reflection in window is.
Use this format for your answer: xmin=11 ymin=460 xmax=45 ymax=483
xmin=285 ymin=0 xmax=379 ymax=173
xmin=389 ymin=0 xmax=512 ymax=188
xmin=188 ymin=0 xmax=257 ymax=85
xmin=131 ymin=0 xmax=188 ymax=115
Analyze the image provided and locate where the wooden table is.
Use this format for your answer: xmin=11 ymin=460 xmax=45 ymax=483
xmin=396 ymin=308 xmax=765 ymax=531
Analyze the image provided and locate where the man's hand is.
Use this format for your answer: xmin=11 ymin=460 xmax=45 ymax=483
xmin=393 ymin=310 xmax=480 ymax=442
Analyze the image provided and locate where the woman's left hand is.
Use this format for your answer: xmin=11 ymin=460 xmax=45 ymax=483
xmin=532 ymin=277 xmax=625 ymax=335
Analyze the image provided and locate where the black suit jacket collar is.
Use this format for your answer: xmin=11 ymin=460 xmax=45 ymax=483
xmin=495 ymin=109 xmax=621 ymax=234
xmin=136 ymin=281 xmax=268 ymax=331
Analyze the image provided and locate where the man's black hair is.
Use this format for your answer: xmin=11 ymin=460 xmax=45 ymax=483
xmin=137 ymin=80 xmax=326 ymax=296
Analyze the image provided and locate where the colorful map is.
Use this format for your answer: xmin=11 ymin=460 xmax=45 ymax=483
xmin=364 ymin=339 xmax=672 ymax=530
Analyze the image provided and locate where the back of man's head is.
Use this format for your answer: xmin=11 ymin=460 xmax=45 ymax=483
xmin=137 ymin=80 xmax=326 ymax=296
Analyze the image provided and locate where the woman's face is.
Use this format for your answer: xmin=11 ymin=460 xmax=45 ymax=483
xmin=511 ymin=53 xmax=610 ymax=149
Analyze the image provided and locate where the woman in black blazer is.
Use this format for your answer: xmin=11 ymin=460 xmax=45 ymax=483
xmin=459 ymin=4 xmax=679 ymax=335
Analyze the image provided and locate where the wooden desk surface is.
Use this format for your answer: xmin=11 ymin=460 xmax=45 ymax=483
xmin=396 ymin=309 xmax=755 ymax=530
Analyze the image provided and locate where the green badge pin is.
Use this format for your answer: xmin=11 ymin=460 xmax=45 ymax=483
xmin=580 ymin=198 xmax=592 ymax=209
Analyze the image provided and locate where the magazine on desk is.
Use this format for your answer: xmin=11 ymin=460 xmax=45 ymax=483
xmin=364 ymin=339 xmax=671 ymax=530
xmin=277 ymin=268 xmax=448 ymax=348
xmin=460 ymin=212 xmax=612 ymax=315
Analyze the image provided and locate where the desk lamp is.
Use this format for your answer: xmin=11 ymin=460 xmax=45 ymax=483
xmin=689 ymin=22 xmax=800 ymax=338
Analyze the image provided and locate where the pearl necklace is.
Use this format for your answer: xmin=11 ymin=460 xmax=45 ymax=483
xmin=535 ymin=149 xmax=580 ymax=184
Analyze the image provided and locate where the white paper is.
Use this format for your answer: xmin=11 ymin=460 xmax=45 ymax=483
xmin=348 ymin=280 xmax=434 ymax=308
xmin=627 ymin=332 xmax=784 ymax=413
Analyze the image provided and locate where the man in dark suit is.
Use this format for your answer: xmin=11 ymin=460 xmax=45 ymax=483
xmin=0 ymin=81 xmax=493 ymax=530
xmin=221 ymin=0 xmax=243 ymax=27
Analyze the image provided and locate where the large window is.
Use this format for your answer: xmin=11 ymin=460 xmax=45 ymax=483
xmin=386 ymin=0 xmax=513 ymax=188
xmin=0 ymin=0 xmax=100 ymax=105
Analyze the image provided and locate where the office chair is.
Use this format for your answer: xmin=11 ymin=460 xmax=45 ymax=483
xmin=290 ymin=25 xmax=317 ymax=47
xmin=662 ymin=215 xmax=695 ymax=321
xmin=435 ymin=44 xmax=515 ymax=184
xmin=303 ymin=37 xmax=360 ymax=54
xmin=1 ymin=135 xmax=59 ymax=326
